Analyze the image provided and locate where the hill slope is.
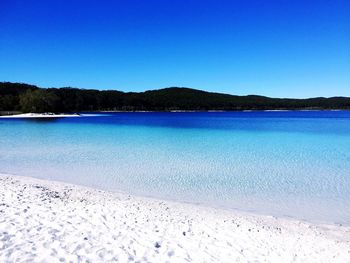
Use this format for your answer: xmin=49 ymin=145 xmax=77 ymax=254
xmin=1 ymin=82 xmax=350 ymax=113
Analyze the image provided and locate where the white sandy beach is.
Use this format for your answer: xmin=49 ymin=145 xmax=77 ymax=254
xmin=0 ymin=174 xmax=349 ymax=263
xmin=0 ymin=113 xmax=80 ymax=118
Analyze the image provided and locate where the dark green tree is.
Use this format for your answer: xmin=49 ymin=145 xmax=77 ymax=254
xmin=1 ymin=82 xmax=350 ymax=112
xmin=19 ymin=89 xmax=60 ymax=113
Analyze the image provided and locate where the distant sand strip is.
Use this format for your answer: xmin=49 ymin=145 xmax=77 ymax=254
xmin=0 ymin=174 xmax=349 ymax=262
xmin=0 ymin=113 xmax=80 ymax=118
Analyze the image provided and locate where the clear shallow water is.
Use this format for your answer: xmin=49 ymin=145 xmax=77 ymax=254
xmin=1 ymin=111 xmax=350 ymax=224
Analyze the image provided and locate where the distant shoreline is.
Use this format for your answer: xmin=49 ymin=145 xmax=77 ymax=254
xmin=1 ymin=109 xmax=349 ymax=118
xmin=0 ymin=113 xmax=80 ymax=118
xmin=99 ymin=109 xmax=349 ymax=112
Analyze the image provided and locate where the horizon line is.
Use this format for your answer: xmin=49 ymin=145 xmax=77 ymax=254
xmin=1 ymin=80 xmax=349 ymax=100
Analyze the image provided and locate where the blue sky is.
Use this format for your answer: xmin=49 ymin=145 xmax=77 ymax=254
xmin=0 ymin=0 xmax=349 ymax=98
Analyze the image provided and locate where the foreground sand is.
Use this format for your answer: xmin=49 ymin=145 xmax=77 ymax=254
xmin=0 ymin=174 xmax=349 ymax=262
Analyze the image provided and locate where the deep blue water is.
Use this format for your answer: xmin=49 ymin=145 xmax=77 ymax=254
xmin=1 ymin=111 xmax=350 ymax=224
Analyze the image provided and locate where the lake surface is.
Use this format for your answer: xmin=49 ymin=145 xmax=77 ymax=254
xmin=1 ymin=111 xmax=350 ymax=224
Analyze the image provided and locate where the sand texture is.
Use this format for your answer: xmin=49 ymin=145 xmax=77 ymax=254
xmin=0 ymin=174 xmax=349 ymax=263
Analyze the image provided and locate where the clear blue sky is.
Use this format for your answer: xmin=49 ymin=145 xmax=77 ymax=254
xmin=0 ymin=0 xmax=349 ymax=98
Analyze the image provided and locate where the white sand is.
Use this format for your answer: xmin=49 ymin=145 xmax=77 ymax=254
xmin=0 ymin=113 xmax=80 ymax=118
xmin=0 ymin=174 xmax=349 ymax=263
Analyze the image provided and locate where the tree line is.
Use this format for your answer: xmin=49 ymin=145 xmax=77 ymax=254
xmin=1 ymin=82 xmax=350 ymax=113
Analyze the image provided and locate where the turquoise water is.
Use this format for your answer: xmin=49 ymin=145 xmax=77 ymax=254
xmin=1 ymin=111 xmax=350 ymax=224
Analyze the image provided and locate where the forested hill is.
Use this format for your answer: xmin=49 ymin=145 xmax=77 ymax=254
xmin=1 ymin=82 xmax=350 ymax=113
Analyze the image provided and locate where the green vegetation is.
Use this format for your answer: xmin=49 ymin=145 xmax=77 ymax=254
xmin=19 ymin=89 xmax=60 ymax=113
xmin=1 ymin=82 xmax=350 ymax=113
